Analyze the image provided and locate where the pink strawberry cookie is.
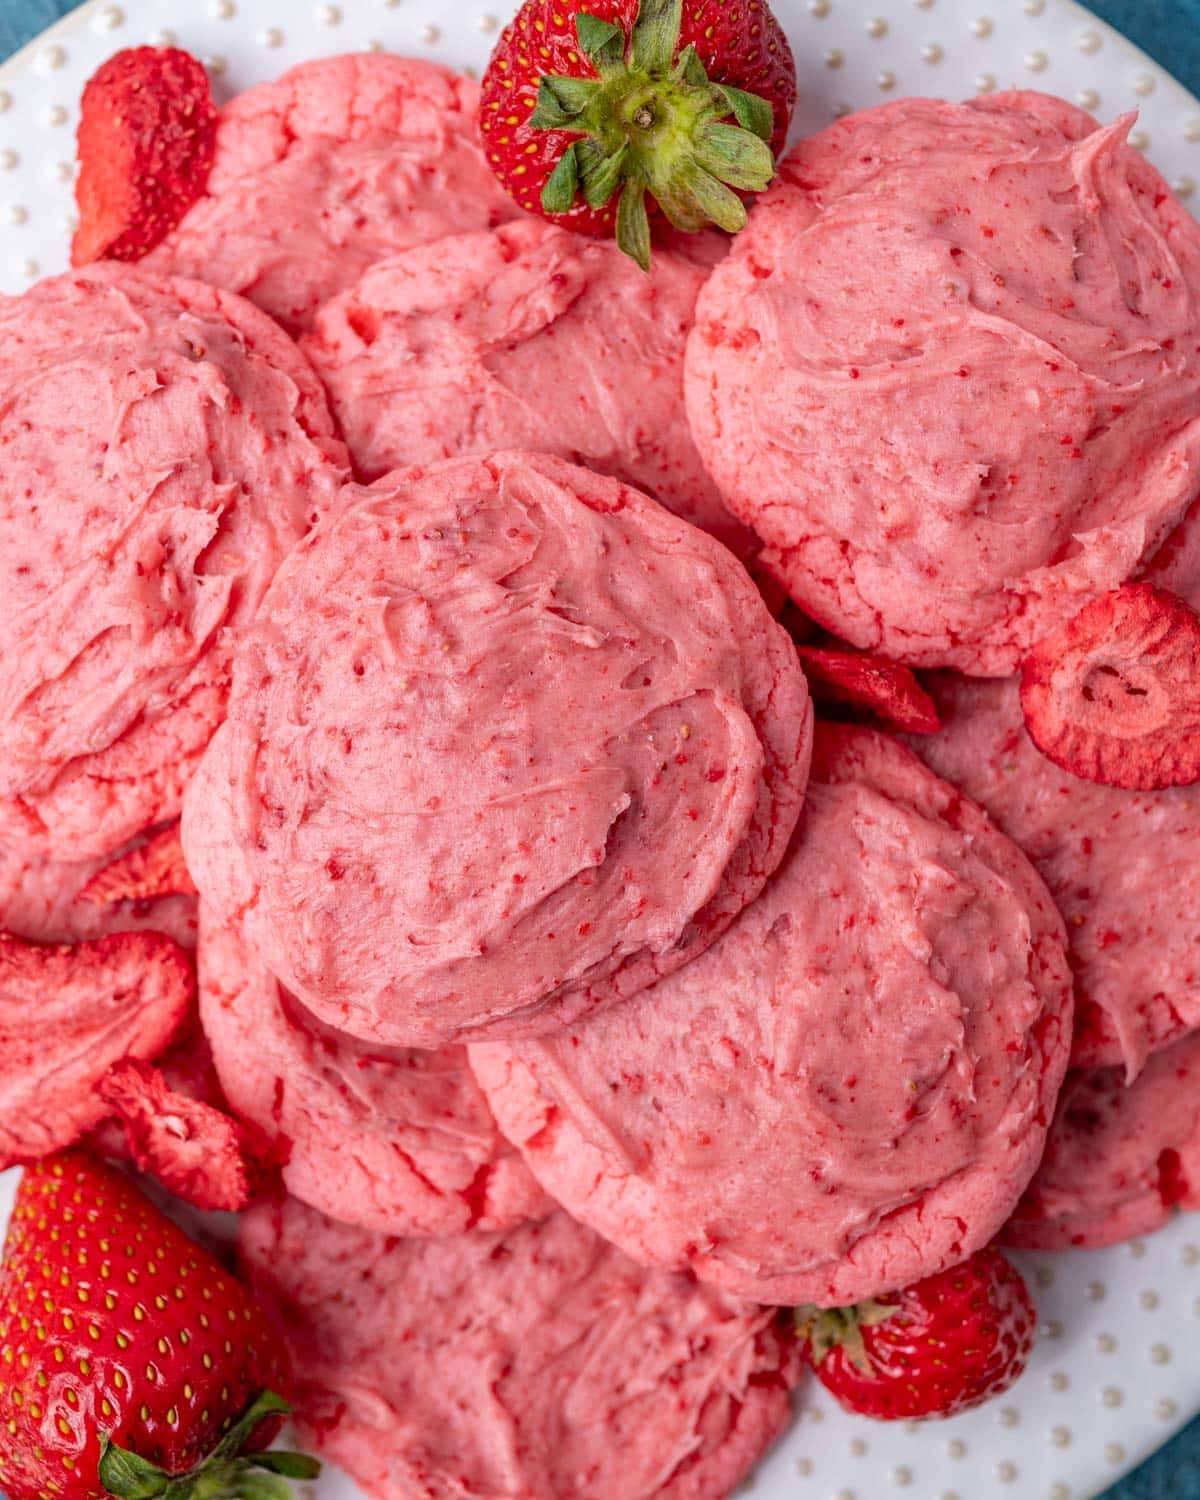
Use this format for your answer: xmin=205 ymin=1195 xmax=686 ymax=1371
xmin=1005 ymin=1031 xmax=1200 ymax=1251
xmin=471 ymin=723 xmax=1072 ymax=1308
xmin=198 ymin=917 xmax=548 ymax=1237
xmin=184 ymin=453 xmax=810 ymax=1048
xmin=685 ymin=93 xmax=1200 ymax=674
xmin=914 ymin=673 xmax=1200 ymax=1077
xmin=0 ymin=265 xmax=346 ymax=861
xmin=241 ymin=1199 xmax=800 ymax=1500
xmin=304 ymin=220 xmax=753 ymax=556
xmin=148 ymin=54 xmax=520 ymax=335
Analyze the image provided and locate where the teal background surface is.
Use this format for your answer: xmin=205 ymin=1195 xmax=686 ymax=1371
xmin=0 ymin=0 xmax=1197 ymax=1495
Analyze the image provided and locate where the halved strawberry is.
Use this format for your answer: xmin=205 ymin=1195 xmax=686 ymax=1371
xmin=1020 ymin=583 xmax=1200 ymax=790
xmin=480 ymin=0 xmax=796 ymax=267
xmin=796 ymin=1248 xmax=1036 ymax=1421
xmin=73 ymin=47 xmax=218 ymax=266
xmin=795 ymin=646 xmax=940 ymax=735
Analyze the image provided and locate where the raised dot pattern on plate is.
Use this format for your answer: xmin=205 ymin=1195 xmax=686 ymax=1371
xmin=0 ymin=4 xmax=1197 ymax=1500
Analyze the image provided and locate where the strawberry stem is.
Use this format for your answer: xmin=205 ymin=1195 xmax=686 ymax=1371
xmin=98 ymin=1392 xmax=319 ymax=1500
xmin=530 ymin=0 xmax=779 ymax=269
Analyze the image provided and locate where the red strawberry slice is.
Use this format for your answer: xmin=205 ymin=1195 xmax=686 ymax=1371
xmin=480 ymin=0 xmax=796 ymax=267
xmin=796 ymin=1248 xmax=1036 ymax=1421
xmin=73 ymin=47 xmax=218 ymax=266
xmin=96 ymin=1059 xmax=251 ymax=1213
xmin=0 ymin=930 xmax=193 ymax=1169
xmin=1020 ymin=583 xmax=1200 ymax=790
xmin=79 ymin=824 xmax=197 ymax=906
xmin=795 ymin=646 xmax=940 ymax=734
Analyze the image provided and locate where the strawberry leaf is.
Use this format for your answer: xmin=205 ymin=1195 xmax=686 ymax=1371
xmin=715 ymin=85 xmax=775 ymax=141
xmin=98 ymin=1439 xmax=170 ymax=1500
xmin=695 ymin=122 xmax=776 ymax=192
xmin=616 ymin=181 xmax=652 ymax=272
xmin=575 ymin=13 xmax=626 ymax=72
xmin=209 ymin=1392 xmax=293 ymax=1465
xmin=529 ymin=75 xmax=599 ymax=129
xmin=239 ymin=1454 xmax=321 ymax=1481
xmin=580 ymin=141 xmax=630 ymax=209
xmin=630 ymin=0 xmax=684 ymax=73
xmin=231 ymin=1475 xmax=292 ymax=1500
xmin=540 ymin=143 xmax=581 ymax=213
xmin=672 ymin=43 xmax=708 ymax=87
xmin=658 ymin=160 xmax=748 ymax=234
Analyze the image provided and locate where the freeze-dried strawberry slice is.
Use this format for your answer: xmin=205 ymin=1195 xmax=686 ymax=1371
xmin=0 ymin=929 xmax=193 ymax=1167
xmin=85 ymin=1022 xmax=226 ymax=1157
xmin=72 ymin=47 xmax=218 ymax=266
xmin=79 ymin=823 xmax=197 ymax=906
xmin=97 ymin=1058 xmax=251 ymax=1212
xmin=1020 ymin=584 xmax=1200 ymax=790
xmin=795 ymin=646 xmax=940 ymax=735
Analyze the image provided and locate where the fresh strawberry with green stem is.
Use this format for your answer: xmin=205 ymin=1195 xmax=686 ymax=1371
xmin=480 ymin=0 xmax=796 ymax=267
xmin=795 ymin=1248 xmax=1037 ymax=1420
xmin=0 ymin=1153 xmax=317 ymax=1500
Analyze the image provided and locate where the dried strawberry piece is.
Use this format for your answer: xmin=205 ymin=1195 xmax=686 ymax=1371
xmin=1020 ymin=583 xmax=1200 ymax=790
xmin=0 ymin=929 xmax=193 ymax=1168
xmin=85 ymin=1021 xmax=227 ymax=1160
xmin=97 ymin=1058 xmax=251 ymax=1212
xmin=795 ymin=645 xmax=940 ymax=735
xmin=79 ymin=823 xmax=197 ymax=906
xmin=72 ymin=46 xmax=218 ymax=266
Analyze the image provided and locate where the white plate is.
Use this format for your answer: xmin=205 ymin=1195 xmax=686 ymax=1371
xmin=1 ymin=2 xmax=1199 ymax=1499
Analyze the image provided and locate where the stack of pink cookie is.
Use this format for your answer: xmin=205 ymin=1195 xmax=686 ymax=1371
xmin=167 ymin=63 xmax=1076 ymax=1493
xmin=7 ymin=49 xmax=1200 ymax=1500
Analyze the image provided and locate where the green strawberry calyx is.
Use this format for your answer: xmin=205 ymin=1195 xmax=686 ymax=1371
xmin=98 ymin=1391 xmax=320 ymax=1500
xmin=794 ymin=1301 xmax=899 ymax=1374
xmin=529 ymin=0 xmax=779 ymax=269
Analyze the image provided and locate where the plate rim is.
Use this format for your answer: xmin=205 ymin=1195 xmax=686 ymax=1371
xmin=3 ymin=0 xmax=1199 ymax=113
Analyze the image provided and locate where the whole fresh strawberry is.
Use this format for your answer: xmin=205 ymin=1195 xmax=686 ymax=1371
xmin=480 ymin=0 xmax=796 ymax=267
xmin=795 ymin=1249 xmax=1037 ymax=1420
xmin=0 ymin=1153 xmax=317 ymax=1500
